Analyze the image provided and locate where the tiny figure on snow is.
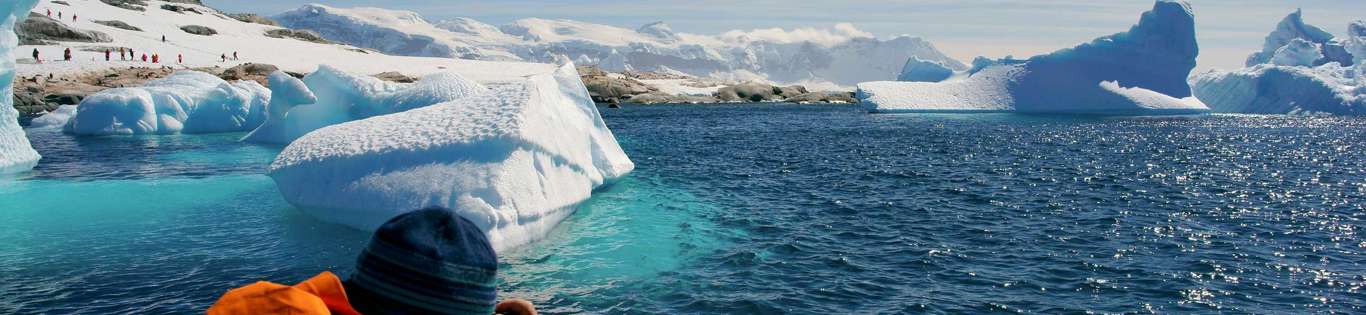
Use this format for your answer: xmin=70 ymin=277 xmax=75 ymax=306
xmin=105 ymin=49 xmax=111 ymax=61
xmin=63 ymin=47 xmax=72 ymax=61
xmin=32 ymin=48 xmax=39 ymax=63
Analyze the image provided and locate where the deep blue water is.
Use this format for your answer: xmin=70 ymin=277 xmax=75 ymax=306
xmin=3 ymin=104 xmax=1365 ymax=314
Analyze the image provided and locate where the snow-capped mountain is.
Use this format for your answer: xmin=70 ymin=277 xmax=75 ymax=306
xmin=274 ymin=4 xmax=965 ymax=87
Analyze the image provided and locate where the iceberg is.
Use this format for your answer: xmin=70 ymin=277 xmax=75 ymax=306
xmin=63 ymin=71 xmax=271 ymax=135
xmin=0 ymin=0 xmax=41 ymax=174
xmin=243 ymin=65 xmax=488 ymax=144
xmin=29 ymin=105 xmax=76 ymax=128
xmin=857 ymin=0 xmax=1208 ymax=115
xmin=1191 ymin=11 xmax=1365 ymax=115
xmin=896 ymin=56 xmax=954 ymax=83
xmin=267 ymin=63 xmax=633 ymax=250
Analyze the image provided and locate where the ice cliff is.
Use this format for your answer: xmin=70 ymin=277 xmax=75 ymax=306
xmin=0 ymin=0 xmax=41 ymax=174
xmin=1192 ymin=11 xmax=1365 ymax=115
xmin=267 ymin=63 xmax=633 ymax=251
xmin=62 ymin=71 xmax=270 ymax=135
xmin=858 ymin=0 xmax=1208 ymax=114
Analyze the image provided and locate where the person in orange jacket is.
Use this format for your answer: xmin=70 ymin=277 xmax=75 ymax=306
xmin=207 ymin=208 xmax=538 ymax=315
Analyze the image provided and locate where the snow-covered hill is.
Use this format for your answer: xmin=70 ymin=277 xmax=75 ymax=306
xmin=273 ymin=4 xmax=965 ymax=88
xmin=16 ymin=0 xmax=557 ymax=81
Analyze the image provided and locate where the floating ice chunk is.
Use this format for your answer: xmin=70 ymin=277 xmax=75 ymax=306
xmin=29 ymin=105 xmax=76 ymax=128
xmin=1245 ymin=9 xmax=1345 ymax=67
xmin=858 ymin=0 xmax=1208 ymax=115
xmin=1192 ymin=64 xmax=1364 ymax=115
xmin=63 ymin=71 xmax=271 ymax=135
xmin=244 ymin=65 xmax=488 ymax=144
xmin=1271 ymin=39 xmax=1324 ymax=67
xmin=0 ymin=0 xmax=41 ymax=173
xmin=242 ymin=71 xmax=316 ymax=143
xmin=268 ymin=63 xmax=632 ymax=251
xmin=897 ymin=56 xmax=954 ymax=83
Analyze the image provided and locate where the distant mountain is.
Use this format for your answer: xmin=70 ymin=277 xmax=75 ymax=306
xmin=274 ymin=4 xmax=965 ymax=87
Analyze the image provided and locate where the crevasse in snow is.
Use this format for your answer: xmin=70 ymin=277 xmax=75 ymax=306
xmin=1191 ymin=11 xmax=1365 ymax=115
xmin=267 ymin=63 xmax=633 ymax=251
xmin=1 ymin=0 xmax=42 ymax=173
xmin=62 ymin=71 xmax=271 ymax=135
xmin=858 ymin=0 xmax=1207 ymax=114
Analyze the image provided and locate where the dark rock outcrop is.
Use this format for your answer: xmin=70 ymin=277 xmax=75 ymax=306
xmin=578 ymin=66 xmax=656 ymax=103
xmin=228 ymin=13 xmax=279 ymax=26
xmin=161 ymin=4 xmax=205 ymax=14
xmin=372 ymin=72 xmax=417 ymax=83
xmin=18 ymin=13 xmax=114 ymax=44
xmin=93 ymin=20 xmax=141 ymax=32
xmin=265 ymin=29 xmax=332 ymax=44
xmin=716 ymin=82 xmax=808 ymax=102
xmin=179 ymin=25 xmax=217 ymax=36
xmin=100 ymin=0 xmax=148 ymax=11
xmin=219 ymin=63 xmax=279 ymax=86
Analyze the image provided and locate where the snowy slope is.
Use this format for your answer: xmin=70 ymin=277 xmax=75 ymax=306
xmin=2 ymin=0 xmax=41 ymax=174
xmin=858 ymin=0 xmax=1209 ymax=115
xmin=269 ymin=63 xmax=634 ymax=250
xmin=17 ymin=0 xmax=556 ymax=81
xmin=1192 ymin=11 xmax=1365 ymax=115
xmin=273 ymin=4 xmax=965 ymax=87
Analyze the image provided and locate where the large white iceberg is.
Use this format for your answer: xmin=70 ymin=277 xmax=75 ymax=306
xmin=243 ymin=65 xmax=488 ymax=144
xmin=857 ymin=0 xmax=1208 ymax=114
xmin=268 ymin=63 xmax=633 ymax=251
xmin=63 ymin=71 xmax=271 ymax=135
xmin=1191 ymin=11 xmax=1365 ymax=115
xmin=0 ymin=0 xmax=40 ymax=173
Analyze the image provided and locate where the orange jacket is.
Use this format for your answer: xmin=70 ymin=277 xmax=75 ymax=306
xmin=207 ymin=271 xmax=361 ymax=315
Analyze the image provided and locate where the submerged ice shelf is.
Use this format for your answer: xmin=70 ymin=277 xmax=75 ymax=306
xmin=0 ymin=0 xmax=41 ymax=173
xmin=857 ymin=0 xmax=1209 ymax=115
xmin=268 ymin=63 xmax=634 ymax=251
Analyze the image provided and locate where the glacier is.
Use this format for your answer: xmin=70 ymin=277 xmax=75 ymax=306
xmin=242 ymin=65 xmax=489 ymax=144
xmin=273 ymin=4 xmax=965 ymax=87
xmin=268 ymin=63 xmax=633 ymax=251
xmin=1191 ymin=11 xmax=1365 ymax=115
xmin=857 ymin=0 xmax=1208 ymax=115
xmin=62 ymin=71 xmax=271 ymax=135
xmin=897 ymin=57 xmax=955 ymax=83
xmin=0 ymin=0 xmax=41 ymax=174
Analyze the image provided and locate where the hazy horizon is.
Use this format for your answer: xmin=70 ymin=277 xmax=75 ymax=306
xmin=209 ymin=1 xmax=1363 ymax=71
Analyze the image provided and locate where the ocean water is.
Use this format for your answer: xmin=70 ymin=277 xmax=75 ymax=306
xmin=2 ymin=104 xmax=1364 ymax=314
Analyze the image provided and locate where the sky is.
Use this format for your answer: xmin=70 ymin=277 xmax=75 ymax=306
xmin=205 ymin=0 xmax=1366 ymax=71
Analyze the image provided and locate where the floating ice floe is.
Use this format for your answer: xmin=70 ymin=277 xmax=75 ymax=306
xmin=1191 ymin=11 xmax=1365 ymax=115
xmin=268 ymin=63 xmax=633 ymax=251
xmin=857 ymin=0 xmax=1209 ymax=115
xmin=243 ymin=65 xmax=488 ymax=144
xmin=29 ymin=105 xmax=76 ymax=128
xmin=0 ymin=0 xmax=41 ymax=173
xmin=62 ymin=71 xmax=270 ymax=135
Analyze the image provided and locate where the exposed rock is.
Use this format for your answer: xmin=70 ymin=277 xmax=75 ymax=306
xmin=786 ymin=91 xmax=858 ymax=104
xmin=227 ymin=13 xmax=279 ymax=26
xmin=626 ymin=92 xmax=719 ymax=104
xmin=717 ymin=82 xmax=781 ymax=102
xmin=100 ymin=0 xmax=148 ymax=11
xmin=219 ymin=63 xmax=279 ymax=86
xmin=17 ymin=13 xmax=113 ymax=44
xmin=161 ymin=4 xmax=205 ymax=14
xmin=52 ymin=1 xmax=70 ymax=5
xmin=162 ymin=0 xmax=205 ymax=5
xmin=93 ymin=20 xmax=142 ymax=32
xmin=179 ymin=25 xmax=217 ymax=36
xmin=372 ymin=71 xmax=417 ymax=83
xmin=265 ymin=28 xmax=332 ymax=44
xmin=578 ymin=66 xmax=656 ymax=103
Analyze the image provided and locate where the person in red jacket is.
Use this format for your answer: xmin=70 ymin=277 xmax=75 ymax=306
xmin=141 ymin=54 xmax=147 ymax=62
xmin=63 ymin=47 xmax=71 ymax=61
xmin=104 ymin=49 xmax=111 ymax=61
xmin=152 ymin=54 xmax=159 ymax=63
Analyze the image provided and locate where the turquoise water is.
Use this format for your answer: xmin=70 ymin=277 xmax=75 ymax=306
xmin=3 ymin=105 xmax=1366 ymax=314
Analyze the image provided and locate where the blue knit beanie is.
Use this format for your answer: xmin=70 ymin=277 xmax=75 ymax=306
xmin=345 ymin=208 xmax=498 ymax=315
